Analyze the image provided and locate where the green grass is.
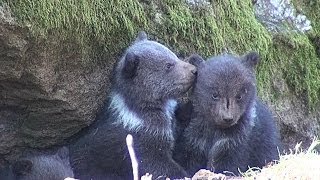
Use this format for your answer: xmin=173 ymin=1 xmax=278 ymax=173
xmin=1 ymin=0 xmax=319 ymax=108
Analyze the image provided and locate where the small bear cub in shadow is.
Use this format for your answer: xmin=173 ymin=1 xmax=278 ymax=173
xmin=174 ymin=52 xmax=281 ymax=175
xmin=69 ymin=31 xmax=197 ymax=180
xmin=2 ymin=147 xmax=73 ymax=180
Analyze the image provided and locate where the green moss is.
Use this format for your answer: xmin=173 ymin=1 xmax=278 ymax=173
xmin=2 ymin=0 xmax=320 ymax=108
xmin=4 ymin=0 xmax=147 ymax=59
xmin=271 ymin=33 xmax=320 ymax=108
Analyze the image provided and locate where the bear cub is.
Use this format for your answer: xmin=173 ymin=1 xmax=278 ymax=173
xmin=1 ymin=147 xmax=73 ymax=180
xmin=69 ymin=31 xmax=197 ymax=180
xmin=174 ymin=52 xmax=280 ymax=175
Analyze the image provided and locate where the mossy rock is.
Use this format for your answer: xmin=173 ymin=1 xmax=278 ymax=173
xmin=1 ymin=0 xmax=319 ymax=108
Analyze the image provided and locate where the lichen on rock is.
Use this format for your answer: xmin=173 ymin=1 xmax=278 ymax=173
xmin=254 ymin=0 xmax=312 ymax=32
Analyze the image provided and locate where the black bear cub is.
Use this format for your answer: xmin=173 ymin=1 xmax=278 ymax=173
xmin=69 ymin=32 xmax=197 ymax=180
xmin=174 ymin=52 xmax=280 ymax=175
xmin=1 ymin=147 xmax=73 ymax=180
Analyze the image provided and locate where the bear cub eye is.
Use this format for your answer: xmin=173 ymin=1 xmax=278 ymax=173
xmin=165 ymin=62 xmax=175 ymax=70
xmin=236 ymin=89 xmax=248 ymax=101
xmin=236 ymin=94 xmax=243 ymax=101
xmin=212 ymin=93 xmax=220 ymax=100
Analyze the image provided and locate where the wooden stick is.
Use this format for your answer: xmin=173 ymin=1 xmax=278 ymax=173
xmin=126 ymin=134 xmax=139 ymax=180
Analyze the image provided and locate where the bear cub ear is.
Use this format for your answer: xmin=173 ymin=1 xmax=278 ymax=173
xmin=12 ymin=159 xmax=33 ymax=176
xmin=122 ymin=52 xmax=140 ymax=79
xmin=241 ymin=51 xmax=260 ymax=69
xmin=134 ymin=31 xmax=148 ymax=43
xmin=187 ymin=54 xmax=205 ymax=67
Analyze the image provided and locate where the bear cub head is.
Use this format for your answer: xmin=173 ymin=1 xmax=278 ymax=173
xmin=113 ymin=31 xmax=197 ymax=102
xmin=188 ymin=52 xmax=259 ymax=129
xmin=8 ymin=147 xmax=73 ymax=180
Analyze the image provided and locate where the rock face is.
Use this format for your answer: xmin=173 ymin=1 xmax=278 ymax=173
xmin=269 ymin=76 xmax=320 ymax=150
xmin=254 ymin=0 xmax=320 ymax=150
xmin=274 ymin=97 xmax=320 ymax=150
xmin=0 ymin=5 xmax=110 ymax=166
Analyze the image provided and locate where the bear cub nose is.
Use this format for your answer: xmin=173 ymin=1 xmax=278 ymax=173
xmin=223 ymin=118 xmax=233 ymax=123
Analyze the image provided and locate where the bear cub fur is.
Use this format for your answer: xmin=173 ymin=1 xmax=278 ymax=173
xmin=174 ymin=52 xmax=280 ymax=175
xmin=69 ymin=31 xmax=197 ymax=180
xmin=1 ymin=147 xmax=73 ymax=180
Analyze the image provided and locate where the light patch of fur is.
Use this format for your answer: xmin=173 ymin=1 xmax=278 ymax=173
xmin=110 ymin=93 xmax=144 ymax=132
xmin=110 ymin=93 xmax=174 ymax=140
xmin=249 ymin=101 xmax=257 ymax=127
xmin=165 ymin=99 xmax=177 ymax=121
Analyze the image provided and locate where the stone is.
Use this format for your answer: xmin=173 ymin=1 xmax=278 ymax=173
xmin=254 ymin=0 xmax=312 ymax=32
xmin=0 ymin=5 xmax=110 ymax=166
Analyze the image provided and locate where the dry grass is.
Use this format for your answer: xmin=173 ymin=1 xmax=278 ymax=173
xmin=243 ymin=139 xmax=320 ymax=180
xmin=139 ymin=139 xmax=320 ymax=180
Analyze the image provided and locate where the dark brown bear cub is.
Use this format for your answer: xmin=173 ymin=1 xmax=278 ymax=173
xmin=69 ymin=32 xmax=197 ymax=180
xmin=174 ymin=52 xmax=280 ymax=175
xmin=1 ymin=147 xmax=73 ymax=180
